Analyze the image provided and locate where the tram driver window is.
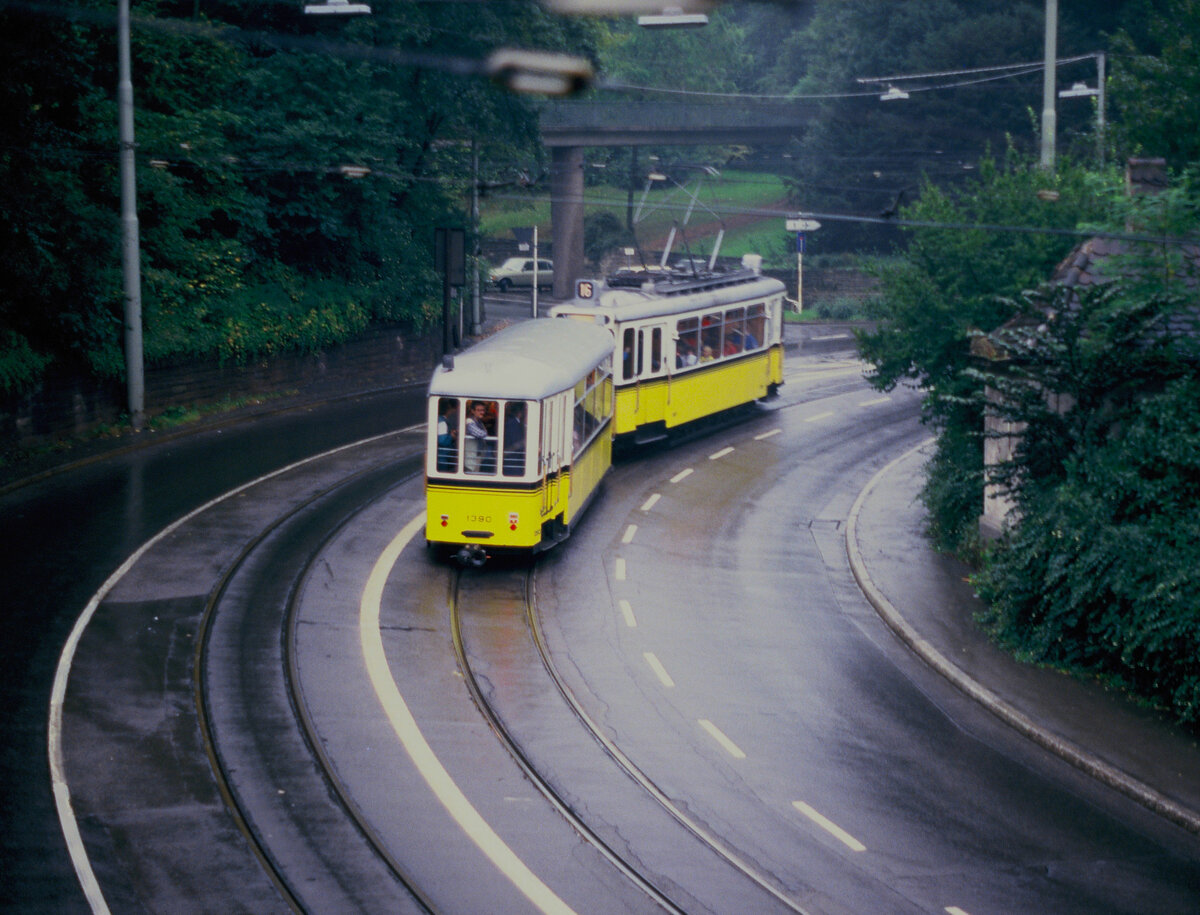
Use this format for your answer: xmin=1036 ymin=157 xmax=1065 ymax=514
xmin=676 ymin=317 xmax=700 ymax=367
xmin=464 ymin=399 xmax=498 ymax=474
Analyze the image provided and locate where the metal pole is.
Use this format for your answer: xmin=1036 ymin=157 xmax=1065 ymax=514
xmin=531 ymin=225 xmax=539 ymax=318
xmin=470 ymin=139 xmax=482 ymax=334
xmin=117 ymin=0 xmax=144 ymax=429
xmin=797 ymin=235 xmax=804 ymax=314
xmin=1040 ymin=0 xmax=1058 ymax=171
xmin=1096 ymin=51 xmax=1106 ymax=165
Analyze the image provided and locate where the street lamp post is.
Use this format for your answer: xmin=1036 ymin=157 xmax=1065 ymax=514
xmin=117 ymin=0 xmax=144 ymax=430
xmin=1040 ymin=0 xmax=1058 ymax=171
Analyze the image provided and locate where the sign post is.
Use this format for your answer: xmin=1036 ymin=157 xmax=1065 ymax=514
xmin=785 ymin=216 xmax=821 ymax=314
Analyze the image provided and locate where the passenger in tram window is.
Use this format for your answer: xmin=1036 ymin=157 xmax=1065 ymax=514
xmin=465 ymin=400 xmax=495 ymax=473
xmin=676 ymin=341 xmax=697 ymax=367
xmin=724 ymin=330 xmax=743 ymax=355
xmin=700 ymin=344 xmax=716 ymax=361
xmin=436 ymin=399 xmax=458 ymax=471
xmin=502 ymin=402 xmax=526 ymax=476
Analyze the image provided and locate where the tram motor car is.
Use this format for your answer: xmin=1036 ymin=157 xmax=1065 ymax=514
xmin=425 ymin=319 xmax=614 ymax=566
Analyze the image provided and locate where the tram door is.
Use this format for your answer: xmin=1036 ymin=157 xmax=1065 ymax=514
xmin=540 ymin=395 xmax=563 ymax=516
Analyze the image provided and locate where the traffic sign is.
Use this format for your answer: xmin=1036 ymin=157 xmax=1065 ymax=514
xmin=786 ymin=217 xmax=821 ymax=232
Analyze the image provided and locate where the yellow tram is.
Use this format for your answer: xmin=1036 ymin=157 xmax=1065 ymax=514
xmin=425 ymin=319 xmax=614 ymax=565
xmin=550 ymin=254 xmax=786 ymax=447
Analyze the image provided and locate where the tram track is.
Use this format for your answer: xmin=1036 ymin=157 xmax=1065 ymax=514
xmin=451 ymin=564 xmax=813 ymax=914
xmin=194 ymin=443 xmax=437 ymax=914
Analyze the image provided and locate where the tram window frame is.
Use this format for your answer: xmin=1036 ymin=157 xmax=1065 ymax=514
xmin=500 ymin=400 xmax=530 ymax=478
xmin=745 ymin=303 xmax=766 ymax=350
xmin=700 ymin=312 xmax=722 ymax=362
xmin=723 ymin=307 xmax=746 ymax=356
xmin=621 ymin=327 xmax=641 ymax=381
xmin=572 ymin=359 xmax=612 ymax=459
xmin=434 ymin=396 xmax=460 ymax=472
xmin=676 ymin=316 xmax=700 ymax=367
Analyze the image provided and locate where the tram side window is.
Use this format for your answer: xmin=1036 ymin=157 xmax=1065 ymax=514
xmin=649 ymin=327 xmax=662 ymax=372
xmin=676 ymin=317 xmax=700 ymax=367
xmin=464 ymin=399 xmax=498 ymax=474
xmin=723 ymin=308 xmax=745 ymax=355
xmin=436 ymin=397 xmax=460 ymax=471
xmin=745 ymin=304 xmax=765 ymax=350
xmin=700 ymin=312 xmax=722 ymax=361
xmin=501 ymin=401 xmax=528 ymax=477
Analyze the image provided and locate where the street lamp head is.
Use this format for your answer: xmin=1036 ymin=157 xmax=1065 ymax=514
xmin=880 ymin=85 xmax=909 ymax=101
xmin=486 ymin=49 xmax=594 ymax=96
xmin=304 ymin=0 xmax=372 ymax=13
xmin=637 ymin=7 xmax=709 ymax=28
xmin=1059 ymin=81 xmax=1099 ymax=98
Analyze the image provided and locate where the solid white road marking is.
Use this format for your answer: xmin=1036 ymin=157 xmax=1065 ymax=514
xmin=670 ymin=468 xmax=693 ymax=484
xmin=51 ymin=427 xmax=416 ymax=915
xmin=621 ymin=524 xmax=637 ymax=544
xmin=362 ymin=514 xmax=576 ymax=915
xmin=792 ymin=801 xmax=867 ymax=852
xmin=698 ymin=719 xmax=746 ymax=759
xmin=643 ymin=653 xmax=675 ymax=688
xmin=618 ymin=599 xmax=637 ymax=628
xmin=639 ymin=493 xmax=661 ymax=512
xmin=708 ymin=446 xmax=734 ymax=460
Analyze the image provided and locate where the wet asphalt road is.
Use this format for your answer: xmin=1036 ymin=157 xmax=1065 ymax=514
xmin=0 ymin=387 xmax=425 ymax=912
xmin=4 ymin=332 xmax=1198 ymax=912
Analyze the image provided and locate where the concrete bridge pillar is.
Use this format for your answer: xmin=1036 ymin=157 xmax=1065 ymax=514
xmin=550 ymin=146 xmax=585 ymax=301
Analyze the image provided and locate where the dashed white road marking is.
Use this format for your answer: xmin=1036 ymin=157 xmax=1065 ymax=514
xmin=621 ymin=524 xmax=637 ymax=544
xmin=643 ymin=653 xmax=675 ymax=688
xmin=804 ymin=411 xmax=835 ymax=423
xmin=698 ymin=719 xmax=746 ymax=759
xmin=858 ymin=396 xmax=891 ymax=407
xmin=618 ymin=599 xmax=637 ymax=628
xmin=945 ymin=907 xmax=972 ymax=915
xmin=640 ymin=493 xmax=661 ymax=512
xmin=754 ymin=428 xmax=782 ymax=440
xmin=670 ymin=468 xmax=693 ymax=484
xmin=615 ymin=558 xmax=627 ymax=581
xmin=362 ymin=514 xmax=576 ymax=915
xmin=708 ymin=446 xmax=734 ymax=460
xmin=792 ymin=801 xmax=867 ymax=852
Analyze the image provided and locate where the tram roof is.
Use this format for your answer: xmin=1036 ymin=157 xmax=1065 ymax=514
xmin=428 ymin=318 xmax=614 ymax=401
xmin=550 ymin=269 xmax=785 ymax=324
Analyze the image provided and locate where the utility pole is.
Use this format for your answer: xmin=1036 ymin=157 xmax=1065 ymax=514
xmin=1040 ymin=0 xmax=1058 ymax=171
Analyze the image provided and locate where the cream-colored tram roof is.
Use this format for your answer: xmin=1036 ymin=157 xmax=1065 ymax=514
xmin=550 ymin=270 xmax=786 ymax=324
xmin=428 ymin=318 xmax=614 ymax=401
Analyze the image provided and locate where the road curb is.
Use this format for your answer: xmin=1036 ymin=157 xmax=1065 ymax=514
xmin=844 ymin=437 xmax=1200 ymax=837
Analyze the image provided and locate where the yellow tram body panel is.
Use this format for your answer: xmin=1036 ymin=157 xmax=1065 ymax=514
xmin=425 ymin=480 xmax=549 ymax=550
xmin=613 ymin=343 xmax=783 ymax=436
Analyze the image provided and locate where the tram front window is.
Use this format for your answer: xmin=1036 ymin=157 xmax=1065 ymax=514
xmin=464 ymin=399 xmax=498 ymax=474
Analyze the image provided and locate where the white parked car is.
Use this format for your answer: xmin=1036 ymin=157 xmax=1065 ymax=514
xmin=489 ymin=257 xmax=554 ymax=292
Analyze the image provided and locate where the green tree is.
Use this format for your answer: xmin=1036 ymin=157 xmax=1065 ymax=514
xmin=1109 ymin=0 xmax=1200 ymax=168
xmin=857 ymin=151 xmax=1112 ymax=554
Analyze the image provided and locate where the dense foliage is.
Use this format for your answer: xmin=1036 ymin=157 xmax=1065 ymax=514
xmin=0 ymin=0 xmax=596 ymax=390
xmin=858 ymin=151 xmax=1112 ymax=555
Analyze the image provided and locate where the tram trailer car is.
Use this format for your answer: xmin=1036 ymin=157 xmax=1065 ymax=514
xmin=550 ymin=254 xmax=786 ymax=448
xmin=425 ymin=319 xmax=614 ymax=565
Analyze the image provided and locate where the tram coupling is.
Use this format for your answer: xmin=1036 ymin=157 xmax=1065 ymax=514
xmin=455 ymin=545 xmax=490 ymax=568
